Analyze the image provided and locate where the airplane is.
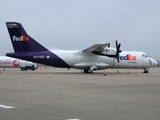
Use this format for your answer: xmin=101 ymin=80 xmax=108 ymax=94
xmin=5 ymin=22 xmax=158 ymax=73
xmin=0 ymin=56 xmax=38 ymax=71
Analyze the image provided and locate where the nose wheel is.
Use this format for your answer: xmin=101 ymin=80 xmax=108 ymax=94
xmin=143 ymin=68 xmax=149 ymax=73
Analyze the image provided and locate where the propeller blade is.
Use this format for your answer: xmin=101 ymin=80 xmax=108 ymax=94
xmin=108 ymin=43 xmax=110 ymax=47
xmin=117 ymin=44 xmax=121 ymax=53
xmin=116 ymin=40 xmax=118 ymax=49
xmin=117 ymin=53 xmax=120 ymax=63
xmin=115 ymin=40 xmax=121 ymax=63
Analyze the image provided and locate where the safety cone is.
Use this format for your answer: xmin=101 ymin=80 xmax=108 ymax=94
xmin=103 ymin=71 xmax=106 ymax=76
xmin=127 ymin=70 xmax=130 ymax=74
xmin=117 ymin=69 xmax=119 ymax=73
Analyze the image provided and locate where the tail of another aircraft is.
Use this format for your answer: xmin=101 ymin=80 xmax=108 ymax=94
xmin=6 ymin=22 xmax=48 ymax=52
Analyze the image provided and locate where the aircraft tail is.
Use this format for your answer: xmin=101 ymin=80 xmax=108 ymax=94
xmin=6 ymin=22 xmax=48 ymax=52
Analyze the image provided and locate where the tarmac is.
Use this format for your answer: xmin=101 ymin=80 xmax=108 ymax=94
xmin=0 ymin=67 xmax=160 ymax=120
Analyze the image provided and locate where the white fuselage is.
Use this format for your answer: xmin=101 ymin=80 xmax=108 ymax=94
xmin=51 ymin=49 xmax=157 ymax=70
xmin=0 ymin=56 xmax=35 ymax=68
xmin=0 ymin=56 xmax=22 ymax=68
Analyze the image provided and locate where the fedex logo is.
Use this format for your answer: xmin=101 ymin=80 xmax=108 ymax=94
xmin=120 ymin=54 xmax=136 ymax=60
xmin=13 ymin=35 xmax=29 ymax=41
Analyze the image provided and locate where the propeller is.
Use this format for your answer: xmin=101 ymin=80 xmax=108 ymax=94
xmin=115 ymin=40 xmax=122 ymax=62
xmin=107 ymin=43 xmax=110 ymax=47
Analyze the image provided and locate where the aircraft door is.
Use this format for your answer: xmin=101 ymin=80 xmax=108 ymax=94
xmin=107 ymin=58 xmax=115 ymax=68
xmin=142 ymin=54 xmax=151 ymax=66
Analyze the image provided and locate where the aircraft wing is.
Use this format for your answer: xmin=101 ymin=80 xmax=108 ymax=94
xmin=82 ymin=43 xmax=107 ymax=53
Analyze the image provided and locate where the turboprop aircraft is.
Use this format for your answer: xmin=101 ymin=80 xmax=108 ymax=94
xmin=5 ymin=22 xmax=158 ymax=73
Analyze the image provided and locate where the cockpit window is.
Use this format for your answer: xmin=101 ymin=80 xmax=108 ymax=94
xmin=142 ymin=54 xmax=148 ymax=58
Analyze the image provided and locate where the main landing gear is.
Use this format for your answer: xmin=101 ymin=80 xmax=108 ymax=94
xmin=83 ymin=69 xmax=93 ymax=73
xmin=143 ymin=68 xmax=149 ymax=73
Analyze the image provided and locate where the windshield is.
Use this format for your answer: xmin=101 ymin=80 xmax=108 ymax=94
xmin=142 ymin=54 xmax=148 ymax=58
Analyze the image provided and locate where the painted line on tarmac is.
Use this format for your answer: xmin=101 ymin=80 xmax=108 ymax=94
xmin=66 ymin=119 xmax=81 ymax=120
xmin=0 ymin=104 xmax=15 ymax=109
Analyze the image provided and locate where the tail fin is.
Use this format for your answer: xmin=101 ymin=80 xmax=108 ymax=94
xmin=6 ymin=22 xmax=48 ymax=52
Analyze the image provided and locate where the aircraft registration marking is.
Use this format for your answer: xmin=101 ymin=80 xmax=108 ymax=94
xmin=33 ymin=55 xmax=50 ymax=59
xmin=33 ymin=55 xmax=45 ymax=59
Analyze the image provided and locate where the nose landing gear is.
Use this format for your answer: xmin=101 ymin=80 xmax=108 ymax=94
xmin=143 ymin=68 xmax=149 ymax=73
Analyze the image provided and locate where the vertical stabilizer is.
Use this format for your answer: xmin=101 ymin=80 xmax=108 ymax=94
xmin=6 ymin=22 xmax=48 ymax=52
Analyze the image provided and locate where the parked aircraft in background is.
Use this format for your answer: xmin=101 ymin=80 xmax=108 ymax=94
xmin=5 ymin=22 xmax=157 ymax=73
xmin=0 ymin=56 xmax=38 ymax=71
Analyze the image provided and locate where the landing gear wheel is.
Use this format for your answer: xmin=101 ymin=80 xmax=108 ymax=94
xmin=83 ymin=69 xmax=93 ymax=73
xmin=88 ymin=69 xmax=93 ymax=73
xmin=83 ymin=70 xmax=89 ymax=73
xmin=143 ymin=69 xmax=149 ymax=73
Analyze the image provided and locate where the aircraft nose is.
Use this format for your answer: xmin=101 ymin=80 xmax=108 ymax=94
xmin=154 ymin=60 xmax=158 ymax=66
xmin=150 ymin=58 xmax=158 ymax=67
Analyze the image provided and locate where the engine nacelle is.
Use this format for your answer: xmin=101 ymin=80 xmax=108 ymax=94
xmin=101 ymin=47 xmax=117 ymax=56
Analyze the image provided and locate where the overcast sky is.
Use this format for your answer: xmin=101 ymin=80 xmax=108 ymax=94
xmin=0 ymin=0 xmax=160 ymax=60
